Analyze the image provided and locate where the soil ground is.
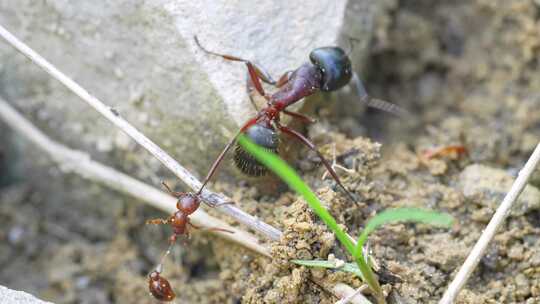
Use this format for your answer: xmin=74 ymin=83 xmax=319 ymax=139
xmin=1 ymin=1 xmax=540 ymax=303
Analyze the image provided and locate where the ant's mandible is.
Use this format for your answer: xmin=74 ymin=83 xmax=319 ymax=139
xmin=193 ymin=36 xmax=405 ymax=201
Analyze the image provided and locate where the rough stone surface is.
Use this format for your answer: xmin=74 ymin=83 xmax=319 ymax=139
xmin=0 ymin=285 xmax=54 ymax=304
xmin=458 ymin=164 xmax=540 ymax=216
xmin=0 ymin=0 xmax=382 ymax=176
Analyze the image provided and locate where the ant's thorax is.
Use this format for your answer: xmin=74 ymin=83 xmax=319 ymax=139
xmin=270 ymin=63 xmax=322 ymax=110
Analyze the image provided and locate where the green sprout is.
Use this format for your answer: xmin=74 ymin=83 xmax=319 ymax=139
xmin=238 ymin=135 xmax=453 ymax=304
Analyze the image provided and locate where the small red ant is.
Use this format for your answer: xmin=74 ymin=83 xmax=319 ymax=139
xmin=194 ymin=36 xmax=405 ymax=201
xmin=146 ymin=182 xmax=203 ymax=243
xmin=146 ymin=182 xmax=233 ymax=301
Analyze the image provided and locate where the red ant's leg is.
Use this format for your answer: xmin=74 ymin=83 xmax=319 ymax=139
xmin=196 ymin=117 xmax=260 ymax=195
xmin=146 ymin=218 xmax=170 ymax=225
xmin=196 ymin=133 xmax=239 ymax=195
xmin=282 ymin=110 xmax=316 ymax=124
xmin=161 ymin=181 xmax=185 ymax=198
xmin=276 ymin=124 xmax=357 ymax=203
xmin=188 ymin=222 xmax=234 ymax=234
xmin=275 ymin=71 xmax=292 ymax=88
xmin=194 ymin=36 xmax=273 ymax=98
xmin=246 ymin=70 xmax=292 ymax=111
xmin=246 ymin=77 xmax=261 ymax=111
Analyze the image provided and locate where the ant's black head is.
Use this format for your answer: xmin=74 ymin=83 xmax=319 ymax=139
xmin=309 ymin=47 xmax=352 ymax=92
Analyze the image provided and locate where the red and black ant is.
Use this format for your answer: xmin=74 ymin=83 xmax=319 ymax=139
xmin=194 ymin=36 xmax=405 ymax=201
xmin=146 ymin=182 xmax=232 ymax=301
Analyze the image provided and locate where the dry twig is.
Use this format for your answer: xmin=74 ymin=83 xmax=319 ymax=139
xmin=440 ymin=142 xmax=540 ymax=303
xmin=0 ymin=97 xmax=270 ymax=257
xmin=0 ymin=24 xmax=282 ymax=241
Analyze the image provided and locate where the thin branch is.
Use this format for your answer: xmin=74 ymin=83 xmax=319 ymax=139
xmin=0 ymin=24 xmax=282 ymax=241
xmin=439 ymin=142 xmax=540 ymax=303
xmin=0 ymin=97 xmax=270 ymax=257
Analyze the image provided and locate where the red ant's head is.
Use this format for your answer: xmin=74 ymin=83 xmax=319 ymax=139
xmin=177 ymin=193 xmax=200 ymax=215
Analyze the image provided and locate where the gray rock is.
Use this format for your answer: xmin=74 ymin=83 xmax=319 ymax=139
xmin=0 ymin=285 xmax=54 ymax=304
xmin=458 ymin=164 xmax=540 ymax=216
xmin=0 ymin=0 xmax=382 ymax=175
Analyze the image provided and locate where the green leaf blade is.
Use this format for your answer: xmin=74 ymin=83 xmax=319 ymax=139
xmin=355 ymin=208 xmax=454 ymax=255
xmin=237 ymin=135 xmax=356 ymax=253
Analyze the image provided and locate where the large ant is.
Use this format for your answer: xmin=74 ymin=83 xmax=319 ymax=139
xmin=194 ymin=36 xmax=405 ymax=201
xmin=146 ymin=182 xmax=232 ymax=301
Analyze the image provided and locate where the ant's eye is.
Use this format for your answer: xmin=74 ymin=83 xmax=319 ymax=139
xmin=309 ymin=47 xmax=352 ymax=92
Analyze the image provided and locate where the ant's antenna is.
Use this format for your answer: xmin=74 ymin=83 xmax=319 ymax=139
xmin=351 ymin=73 xmax=409 ymax=117
xmin=344 ymin=35 xmax=362 ymax=57
xmin=341 ymin=35 xmax=409 ymax=116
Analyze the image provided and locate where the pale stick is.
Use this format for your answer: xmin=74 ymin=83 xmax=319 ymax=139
xmin=440 ymin=143 xmax=540 ymax=303
xmin=0 ymin=97 xmax=270 ymax=257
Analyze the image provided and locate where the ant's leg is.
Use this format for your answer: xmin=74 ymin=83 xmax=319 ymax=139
xmin=196 ymin=134 xmax=238 ymax=195
xmin=188 ymin=222 xmax=201 ymax=230
xmin=196 ymin=117 xmax=261 ymax=195
xmin=246 ymin=69 xmax=293 ymax=112
xmin=161 ymin=181 xmax=185 ymax=198
xmin=195 ymin=36 xmax=277 ymax=84
xmin=246 ymin=76 xmax=260 ymax=111
xmin=246 ymin=69 xmax=293 ymax=111
xmin=276 ymin=124 xmax=357 ymax=203
xmin=275 ymin=70 xmax=293 ymax=88
xmin=189 ymin=222 xmax=234 ymax=234
xmin=352 ymin=73 xmax=409 ymax=117
xmin=146 ymin=218 xmax=170 ymax=225
xmin=282 ymin=110 xmax=316 ymax=124
xmin=194 ymin=36 xmax=274 ymax=98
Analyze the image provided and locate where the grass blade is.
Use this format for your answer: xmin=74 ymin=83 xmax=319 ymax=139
xmin=355 ymin=208 xmax=454 ymax=256
xmin=238 ymin=135 xmax=454 ymax=304
xmin=237 ymin=135 xmax=355 ymax=252
xmin=237 ymin=135 xmax=384 ymax=302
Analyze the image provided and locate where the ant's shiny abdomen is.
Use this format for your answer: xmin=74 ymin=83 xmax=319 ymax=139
xmin=233 ymin=124 xmax=279 ymax=176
